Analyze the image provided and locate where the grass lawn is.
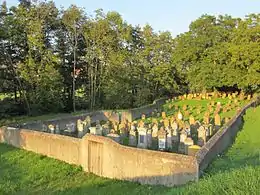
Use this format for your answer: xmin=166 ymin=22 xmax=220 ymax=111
xmin=0 ymin=106 xmax=260 ymax=194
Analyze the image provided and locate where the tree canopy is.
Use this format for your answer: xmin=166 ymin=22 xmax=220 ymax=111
xmin=0 ymin=0 xmax=259 ymax=117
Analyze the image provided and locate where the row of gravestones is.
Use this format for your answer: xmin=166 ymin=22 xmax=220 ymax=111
xmin=41 ymin=116 xmax=92 ymax=138
xmin=175 ymin=91 xmax=252 ymax=101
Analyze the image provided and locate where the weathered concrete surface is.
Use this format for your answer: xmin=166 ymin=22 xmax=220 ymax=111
xmin=0 ymin=126 xmax=198 ymax=187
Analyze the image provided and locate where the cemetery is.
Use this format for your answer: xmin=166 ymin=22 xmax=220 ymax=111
xmin=1 ymin=91 xmax=258 ymax=187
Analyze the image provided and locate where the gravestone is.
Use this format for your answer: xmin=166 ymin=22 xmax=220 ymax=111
xmin=137 ymin=127 xmax=148 ymax=149
xmin=95 ymin=120 xmax=103 ymax=135
xmin=179 ymin=131 xmax=187 ymax=153
xmin=189 ymin=115 xmax=195 ymax=125
xmin=65 ymin=122 xmax=76 ymax=133
xmin=184 ymin=122 xmax=191 ymax=137
xmin=141 ymin=114 xmax=146 ymax=120
xmin=163 ymin=118 xmax=170 ymax=129
xmin=77 ymin=119 xmax=84 ymax=138
xmin=166 ymin=128 xmax=172 ymax=150
xmin=177 ymin=111 xmax=183 ymax=121
xmin=48 ymin=124 xmax=55 ymax=134
xmin=197 ymin=126 xmax=207 ymax=146
xmin=55 ymin=124 xmax=60 ymax=134
xmin=203 ymin=112 xmax=210 ymax=125
xmin=171 ymin=121 xmax=179 ymax=143
xmin=161 ymin=112 xmax=167 ymax=119
xmin=158 ymin=127 xmax=167 ymax=151
xmin=184 ymin=137 xmax=194 ymax=155
xmin=83 ymin=116 xmax=91 ymax=132
xmin=147 ymin=129 xmax=152 ymax=148
xmin=129 ymin=129 xmax=137 ymax=146
xmin=42 ymin=124 xmax=47 ymax=132
xmin=102 ymin=121 xmax=111 ymax=136
xmin=214 ymin=114 xmax=221 ymax=129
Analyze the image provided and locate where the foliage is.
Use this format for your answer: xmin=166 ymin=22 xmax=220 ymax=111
xmin=0 ymin=1 xmax=259 ymax=116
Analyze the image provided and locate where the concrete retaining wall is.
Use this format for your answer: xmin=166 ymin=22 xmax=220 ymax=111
xmin=196 ymin=97 xmax=260 ymax=174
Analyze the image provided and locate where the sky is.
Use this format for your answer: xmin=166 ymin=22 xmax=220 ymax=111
xmin=4 ymin=0 xmax=260 ymax=37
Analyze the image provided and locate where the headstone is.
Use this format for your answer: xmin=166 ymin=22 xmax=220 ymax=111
xmin=177 ymin=111 xmax=183 ymax=120
xmin=197 ymin=126 xmax=207 ymax=146
xmin=102 ymin=121 xmax=111 ymax=136
xmin=77 ymin=119 xmax=84 ymax=137
xmin=48 ymin=124 xmax=55 ymax=134
xmin=147 ymin=129 xmax=152 ymax=148
xmin=184 ymin=137 xmax=194 ymax=155
xmin=166 ymin=128 xmax=172 ymax=150
xmin=171 ymin=121 xmax=179 ymax=143
xmin=129 ymin=129 xmax=137 ymax=146
xmin=179 ymin=131 xmax=187 ymax=153
xmin=214 ymin=114 xmax=221 ymax=126
xmin=55 ymin=124 xmax=60 ymax=134
xmin=161 ymin=112 xmax=167 ymax=119
xmin=247 ymin=94 xmax=251 ymax=101
xmin=83 ymin=116 xmax=91 ymax=131
xmin=42 ymin=124 xmax=47 ymax=132
xmin=65 ymin=122 xmax=76 ymax=133
xmin=163 ymin=118 xmax=170 ymax=129
xmin=141 ymin=114 xmax=146 ymax=120
xmin=189 ymin=115 xmax=195 ymax=125
xmin=137 ymin=127 xmax=148 ymax=149
xmin=203 ymin=112 xmax=210 ymax=125
xmin=89 ymin=127 xmax=97 ymax=135
xmin=158 ymin=127 xmax=167 ymax=151
xmin=95 ymin=120 xmax=103 ymax=135
xmin=184 ymin=122 xmax=191 ymax=136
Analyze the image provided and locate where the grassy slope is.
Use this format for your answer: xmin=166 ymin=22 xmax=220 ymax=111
xmin=1 ymin=106 xmax=260 ymax=195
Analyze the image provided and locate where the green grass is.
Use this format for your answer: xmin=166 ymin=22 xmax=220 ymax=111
xmin=1 ymin=106 xmax=260 ymax=194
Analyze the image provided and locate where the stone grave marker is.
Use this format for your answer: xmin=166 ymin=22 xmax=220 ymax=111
xmin=77 ymin=119 xmax=84 ymax=137
xmin=197 ymin=126 xmax=207 ymax=147
xmin=179 ymin=131 xmax=187 ymax=153
xmin=162 ymin=112 xmax=167 ymax=119
xmin=147 ymin=129 xmax=152 ymax=148
xmin=48 ymin=124 xmax=55 ymax=134
xmin=137 ymin=127 xmax=148 ymax=149
xmin=189 ymin=115 xmax=195 ymax=125
xmin=158 ymin=127 xmax=167 ymax=151
xmin=184 ymin=137 xmax=194 ymax=155
xmin=129 ymin=129 xmax=137 ymax=146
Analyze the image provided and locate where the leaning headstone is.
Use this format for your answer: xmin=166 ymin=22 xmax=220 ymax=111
xmin=197 ymin=126 xmax=207 ymax=147
xmin=158 ymin=127 xmax=167 ymax=151
xmin=184 ymin=137 xmax=194 ymax=155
